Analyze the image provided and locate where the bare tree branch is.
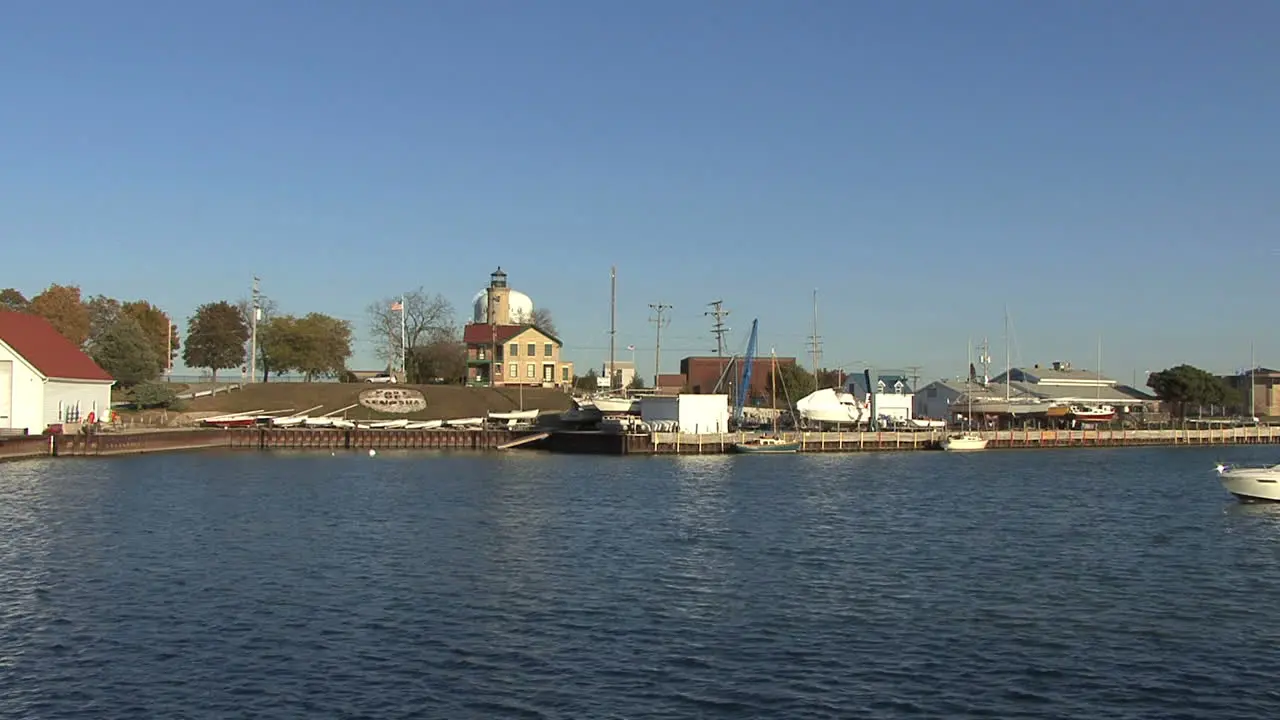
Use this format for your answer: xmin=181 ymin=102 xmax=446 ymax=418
xmin=366 ymin=288 xmax=458 ymax=369
xmin=531 ymin=307 xmax=557 ymax=338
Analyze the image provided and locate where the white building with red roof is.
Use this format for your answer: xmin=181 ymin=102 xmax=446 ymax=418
xmin=0 ymin=310 xmax=115 ymax=434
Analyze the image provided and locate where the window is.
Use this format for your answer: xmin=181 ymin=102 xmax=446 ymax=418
xmin=544 ymin=343 xmax=554 ymax=356
xmin=562 ymin=366 xmax=570 ymax=382
xmin=526 ymin=363 xmax=535 ymax=379
xmin=508 ymin=363 xmax=517 ymax=379
xmin=477 ymin=347 xmax=486 ymax=360
xmin=527 ymin=343 xmax=536 ymax=356
xmin=494 ymin=364 xmax=502 ymax=376
xmin=509 ymin=343 xmax=518 ymax=356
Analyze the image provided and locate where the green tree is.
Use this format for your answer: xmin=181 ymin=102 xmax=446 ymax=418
xmin=85 ymin=294 xmax=122 ymax=349
xmin=628 ymin=373 xmax=647 ymax=390
xmin=90 ymin=314 xmax=161 ymax=385
xmin=768 ymin=363 xmax=817 ymax=403
xmin=0 ymin=288 xmax=29 ymax=312
xmin=122 ymin=300 xmax=180 ymax=372
xmin=575 ymin=368 xmax=599 ymax=392
xmin=291 ymin=313 xmax=353 ymax=380
xmin=183 ymin=301 xmax=249 ymax=382
xmin=29 ymin=284 xmax=91 ymax=347
xmin=130 ymin=382 xmax=181 ymax=409
xmin=410 ymin=338 xmax=466 ymax=383
xmin=1147 ymin=364 xmax=1238 ymax=417
xmin=255 ymin=315 xmax=300 ymax=381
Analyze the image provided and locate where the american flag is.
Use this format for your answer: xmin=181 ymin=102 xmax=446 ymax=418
xmin=390 ymin=301 xmax=403 ymax=311
xmin=627 ymin=344 xmax=635 ymax=350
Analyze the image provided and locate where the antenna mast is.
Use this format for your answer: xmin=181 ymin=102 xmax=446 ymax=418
xmin=808 ymin=289 xmax=823 ymax=383
xmin=609 ymin=266 xmax=617 ymax=390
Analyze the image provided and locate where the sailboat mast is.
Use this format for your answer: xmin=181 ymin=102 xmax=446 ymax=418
xmin=1251 ymin=342 xmax=1256 ymax=416
xmin=609 ymin=266 xmax=617 ymax=393
xmin=1097 ymin=335 xmax=1102 ymax=400
xmin=771 ymin=349 xmax=778 ymax=433
xmin=1004 ymin=306 xmax=1010 ymax=406
xmin=811 ymin=289 xmax=820 ymax=384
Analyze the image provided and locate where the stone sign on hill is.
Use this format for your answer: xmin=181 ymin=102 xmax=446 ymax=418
xmin=358 ymin=387 xmax=428 ymax=414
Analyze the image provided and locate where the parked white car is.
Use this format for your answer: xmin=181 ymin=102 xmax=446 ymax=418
xmin=364 ymin=373 xmax=397 ymax=383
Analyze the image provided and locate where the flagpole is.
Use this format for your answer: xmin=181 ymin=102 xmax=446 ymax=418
xmin=399 ymin=295 xmax=407 ymax=378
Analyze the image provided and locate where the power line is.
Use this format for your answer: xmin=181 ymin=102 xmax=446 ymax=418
xmin=705 ymin=300 xmax=730 ymax=358
xmin=905 ymin=365 xmax=922 ymax=392
xmin=649 ymin=303 xmax=672 ymax=388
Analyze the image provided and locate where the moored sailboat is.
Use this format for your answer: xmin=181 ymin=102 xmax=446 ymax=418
xmin=733 ymin=342 xmax=800 ymax=454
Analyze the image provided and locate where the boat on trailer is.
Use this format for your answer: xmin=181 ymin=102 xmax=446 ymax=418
xmin=1215 ymin=462 xmax=1280 ymax=502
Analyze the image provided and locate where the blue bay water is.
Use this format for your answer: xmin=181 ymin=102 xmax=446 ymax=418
xmin=2 ymin=446 xmax=1280 ymax=718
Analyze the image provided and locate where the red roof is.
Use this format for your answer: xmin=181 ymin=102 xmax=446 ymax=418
xmin=462 ymin=323 xmax=532 ymax=345
xmin=0 ymin=311 xmax=114 ymax=382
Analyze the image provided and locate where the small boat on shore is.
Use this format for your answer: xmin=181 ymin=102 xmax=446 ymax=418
xmin=488 ymin=409 xmax=539 ymax=421
xmin=1215 ymin=462 xmax=1280 ymax=502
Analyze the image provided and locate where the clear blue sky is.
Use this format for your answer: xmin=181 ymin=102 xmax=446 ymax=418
xmin=3 ymin=0 xmax=1276 ymax=384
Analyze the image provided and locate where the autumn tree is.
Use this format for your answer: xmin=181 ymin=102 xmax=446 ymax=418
xmin=255 ymin=315 xmax=298 ymax=381
xmin=0 ymin=288 xmax=28 ymax=312
xmin=366 ymin=289 xmax=457 ymax=369
xmin=410 ymin=338 xmax=467 ymax=383
xmin=574 ymin=368 xmax=599 ymax=392
xmin=122 ymin=300 xmax=180 ymax=372
xmin=183 ymin=301 xmax=249 ymax=381
xmin=29 ymin=284 xmax=90 ymax=347
xmin=90 ymin=314 xmax=161 ymax=386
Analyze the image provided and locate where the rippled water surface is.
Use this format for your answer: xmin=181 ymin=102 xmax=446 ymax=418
xmin=4 ymin=446 xmax=1280 ymax=718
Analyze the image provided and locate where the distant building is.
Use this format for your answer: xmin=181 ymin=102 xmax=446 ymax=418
xmin=678 ymin=356 xmax=799 ymax=405
xmin=599 ymin=360 xmax=636 ymax=390
xmin=1222 ymin=368 xmax=1280 ymax=417
xmin=462 ymin=267 xmax=573 ymax=389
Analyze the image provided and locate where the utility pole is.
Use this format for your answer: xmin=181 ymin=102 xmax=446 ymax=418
xmin=906 ymin=365 xmax=922 ymax=392
xmin=705 ymin=300 xmax=729 ymax=358
xmin=249 ymin=276 xmax=260 ymax=383
xmin=807 ymin=289 xmax=822 ymax=380
xmin=649 ymin=303 xmax=672 ymax=389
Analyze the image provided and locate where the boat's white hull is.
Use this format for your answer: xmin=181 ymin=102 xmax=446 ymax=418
xmin=592 ymin=396 xmax=638 ymax=414
xmin=942 ymin=434 xmax=988 ymax=451
xmin=489 ymin=409 xmax=540 ymax=421
xmin=446 ymin=417 xmax=484 ymax=427
xmin=796 ymin=388 xmax=867 ymax=426
xmin=1216 ymin=464 xmax=1280 ymax=501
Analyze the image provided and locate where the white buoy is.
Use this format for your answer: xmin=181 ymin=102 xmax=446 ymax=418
xmin=368 ymin=449 xmax=377 ymax=457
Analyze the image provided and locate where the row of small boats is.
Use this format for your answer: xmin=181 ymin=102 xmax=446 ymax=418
xmin=200 ymin=406 xmax=541 ymax=430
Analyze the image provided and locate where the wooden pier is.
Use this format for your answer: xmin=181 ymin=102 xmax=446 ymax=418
xmin=624 ymin=425 xmax=1280 ymax=455
xmin=230 ymin=427 xmax=523 ymax=451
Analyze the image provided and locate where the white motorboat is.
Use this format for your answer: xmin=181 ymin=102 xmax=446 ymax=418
xmin=1215 ymin=463 xmax=1280 ymax=502
xmin=796 ymin=388 xmax=868 ymax=426
xmin=942 ymin=433 xmax=989 ymax=451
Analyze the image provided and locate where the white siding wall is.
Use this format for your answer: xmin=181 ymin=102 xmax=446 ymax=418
xmin=0 ymin=344 xmax=46 ymax=434
xmin=870 ymin=393 xmax=913 ymax=422
xmin=677 ymin=394 xmax=730 ymax=434
xmin=43 ymin=381 xmax=112 ymax=427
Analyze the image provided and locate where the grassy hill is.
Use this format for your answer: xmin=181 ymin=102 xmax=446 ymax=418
xmin=182 ymin=383 xmax=573 ymax=421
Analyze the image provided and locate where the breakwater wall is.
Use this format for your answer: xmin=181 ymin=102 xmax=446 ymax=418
xmin=3 ymin=425 xmax=1278 ymax=461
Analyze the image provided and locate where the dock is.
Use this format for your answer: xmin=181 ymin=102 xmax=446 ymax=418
xmin=544 ymin=425 xmax=1280 ymax=455
xmin=3 ymin=425 xmax=1279 ymax=461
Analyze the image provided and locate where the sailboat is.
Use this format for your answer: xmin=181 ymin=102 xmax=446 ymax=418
xmin=942 ymin=338 xmax=989 ymax=452
xmin=733 ymin=349 xmax=800 ymax=454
